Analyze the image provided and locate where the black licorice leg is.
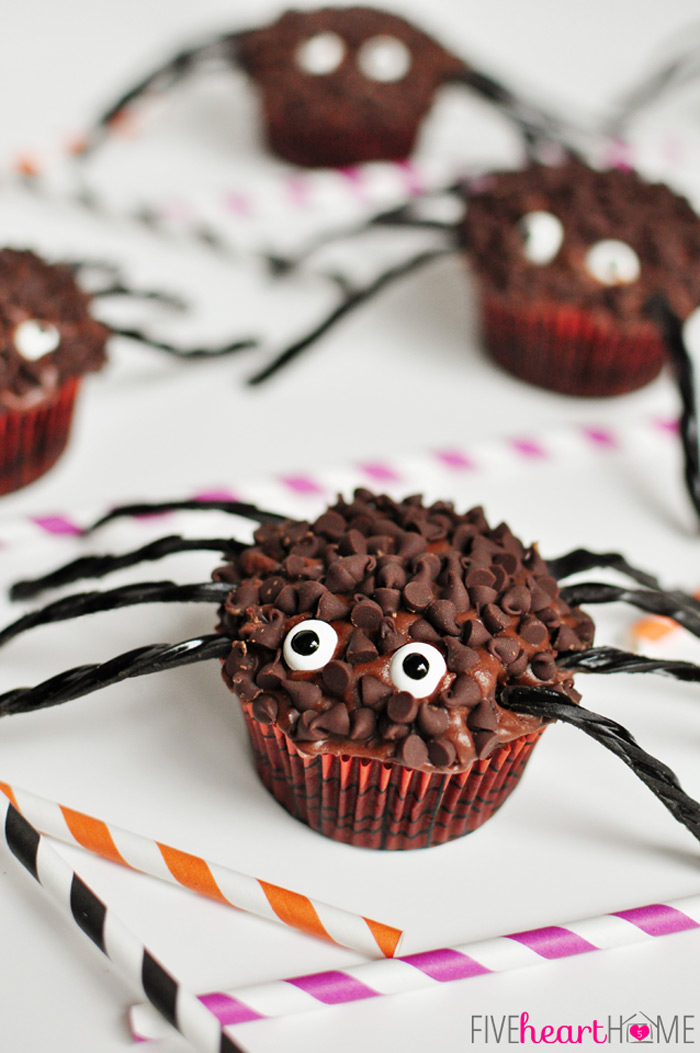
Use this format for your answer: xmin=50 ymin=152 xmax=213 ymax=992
xmin=0 ymin=634 xmax=231 ymax=718
xmin=558 ymin=645 xmax=700 ymax=682
xmin=86 ymin=498 xmax=286 ymax=534
xmin=249 ymin=246 xmax=456 ymax=386
xmin=560 ymin=581 xmax=700 ymax=638
xmin=92 ymin=283 xmax=186 ymax=311
xmin=499 ymin=685 xmax=700 ymax=842
xmin=110 ymin=326 xmax=258 ymax=360
xmin=545 ymin=548 xmax=663 ymax=590
xmin=77 ymin=34 xmax=241 ymax=158
xmin=10 ymin=536 xmax=240 ymax=601
xmin=0 ymin=581 xmax=231 ymax=648
xmin=648 ymin=296 xmax=700 ymax=525
xmin=608 ymin=47 xmax=700 ymax=134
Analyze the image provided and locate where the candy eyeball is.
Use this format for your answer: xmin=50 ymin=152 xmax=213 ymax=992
xmin=585 ymin=239 xmax=641 ymax=286
xmin=390 ymin=642 xmax=447 ymax=697
xmin=283 ymin=619 xmax=339 ymax=671
xmin=13 ymin=320 xmax=61 ymax=360
xmin=683 ymin=305 xmax=700 ymax=360
xmin=295 ymin=32 xmax=346 ymax=75
xmin=357 ymin=35 xmax=412 ymax=82
xmin=518 ymin=211 xmax=564 ymax=265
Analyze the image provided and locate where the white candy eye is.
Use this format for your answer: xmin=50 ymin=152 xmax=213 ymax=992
xmin=683 ymin=306 xmax=700 ymax=359
xmin=357 ymin=35 xmax=411 ymax=82
xmin=283 ymin=619 xmax=339 ymax=671
xmin=13 ymin=320 xmax=61 ymax=360
xmin=390 ymin=643 xmax=447 ymax=698
xmin=518 ymin=211 xmax=564 ymax=265
xmin=585 ymin=239 xmax=640 ymax=285
xmin=295 ymin=32 xmax=346 ymax=75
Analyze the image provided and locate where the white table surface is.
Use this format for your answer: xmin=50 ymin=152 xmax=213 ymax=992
xmin=2 ymin=1 xmax=700 ymax=1050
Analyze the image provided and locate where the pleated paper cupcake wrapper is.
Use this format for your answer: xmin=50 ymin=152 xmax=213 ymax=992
xmin=0 ymin=377 xmax=81 ymax=496
xmin=480 ymin=295 xmax=666 ymax=398
xmin=243 ymin=704 xmax=546 ymax=850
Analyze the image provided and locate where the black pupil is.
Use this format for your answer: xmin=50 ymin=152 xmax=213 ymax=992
xmin=291 ymin=629 xmax=321 ymax=656
xmin=403 ymin=652 xmax=429 ymax=680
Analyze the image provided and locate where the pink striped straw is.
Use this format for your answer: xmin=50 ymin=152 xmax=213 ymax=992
xmin=130 ymin=895 xmax=700 ymax=1041
xmin=0 ymin=782 xmax=402 ymax=959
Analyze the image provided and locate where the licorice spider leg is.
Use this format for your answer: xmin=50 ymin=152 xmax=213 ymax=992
xmin=559 ymin=582 xmax=700 ymax=638
xmin=558 ymin=646 xmax=700 ymax=681
xmin=10 ymin=536 xmax=240 ymax=601
xmin=0 ymin=581 xmax=231 ymax=648
xmin=85 ymin=498 xmax=287 ymax=533
xmin=0 ymin=635 xmax=231 ymax=717
xmin=500 ymin=684 xmax=700 ymax=842
xmin=545 ymin=547 xmax=664 ymax=590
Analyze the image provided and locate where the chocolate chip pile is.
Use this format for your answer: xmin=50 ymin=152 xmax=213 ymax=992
xmin=0 ymin=249 xmax=108 ymax=406
xmin=462 ymin=160 xmax=700 ymax=325
xmin=216 ymin=490 xmax=593 ymax=773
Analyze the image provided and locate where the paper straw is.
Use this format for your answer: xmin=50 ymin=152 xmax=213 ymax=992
xmin=129 ymin=894 xmax=700 ymax=1041
xmin=0 ymin=781 xmax=402 ymax=958
xmin=0 ymin=794 xmax=244 ymax=1053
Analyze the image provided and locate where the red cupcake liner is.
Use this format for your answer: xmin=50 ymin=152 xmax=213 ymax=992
xmin=0 ymin=377 xmax=81 ymax=496
xmin=479 ymin=294 xmax=666 ymax=397
xmin=243 ymin=703 xmax=546 ymax=850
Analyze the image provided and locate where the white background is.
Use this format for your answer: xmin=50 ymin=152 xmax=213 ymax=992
xmin=2 ymin=1 xmax=700 ymax=1050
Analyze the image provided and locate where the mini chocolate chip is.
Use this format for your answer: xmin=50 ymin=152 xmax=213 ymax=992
xmin=531 ymin=653 xmax=557 ymax=681
xmin=345 ymin=629 xmax=378 ymax=665
xmin=462 ymin=618 xmax=491 ymax=647
xmin=387 ymin=692 xmax=420 ymax=723
xmin=317 ymin=590 xmax=349 ymax=621
xmin=235 ymin=676 xmax=259 ymax=702
xmin=398 ymin=533 xmax=427 ymax=560
xmin=282 ymin=555 xmax=310 ymax=580
xmin=313 ymin=511 xmax=346 ymax=539
xmin=379 ymin=718 xmax=410 ymax=741
xmin=426 ymin=600 xmax=461 ymax=636
xmin=428 ymin=738 xmax=456 ymax=767
xmin=490 ymin=636 xmax=520 ymax=664
xmin=350 ymin=707 xmax=377 ymax=740
xmin=358 ymin=675 xmax=390 ymax=709
xmin=294 ymin=710 xmax=328 ymax=741
xmin=312 ymin=703 xmax=350 ymax=737
xmin=535 ymin=575 xmax=559 ymax=598
xmin=440 ymin=673 xmax=481 ymax=708
xmin=490 ymin=565 xmax=508 ymax=592
xmin=256 ymin=659 xmax=285 ymax=690
xmin=323 ymin=660 xmax=353 ymax=697
xmin=539 ymin=607 xmax=561 ymax=629
xmin=530 ymin=585 xmax=555 ymax=611
xmin=482 ymin=603 xmax=512 ymax=634
xmin=403 ymin=580 xmax=434 ymax=612
xmin=555 ymin=624 xmax=581 ymax=651
xmin=412 ymin=553 xmax=442 ymax=580
xmin=367 ymin=534 xmax=395 ymax=556
xmin=519 ymin=617 xmax=549 ymax=645
xmin=377 ymin=562 xmax=407 ymax=590
xmin=408 ymin=618 xmax=442 ymax=644
xmin=338 ymin=529 xmax=367 ymax=556
xmin=492 ymin=552 xmax=519 ymax=575
xmin=358 ymin=574 xmax=376 ymax=595
xmin=507 ymin=650 xmax=529 ymax=676
xmin=473 ymin=730 xmax=499 ymax=759
xmin=282 ymin=679 xmax=322 ymax=712
xmin=252 ymin=695 xmax=278 ymax=724
xmin=417 ymin=702 xmax=449 ymax=738
xmin=468 ymin=700 xmax=498 ymax=731
xmin=500 ymin=586 xmax=531 ymax=615
xmin=469 ymin=584 xmax=498 ymax=609
xmin=247 ymin=609 xmax=286 ymax=649
xmin=259 ymin=576 xmax=285 ymax=603
xmin=224 ymin=641 xmax=253 ymax=678
xmin=377 ymin=620 xmax=405 ymax=655
xmin=297 ymin=580 xmax=326 ymax=612
xmin=440 ymin=570 xmax=470 ymax=609
xmin=399 ymin=734 xmax=429 ymax=768
xmin=375 ymin=588 xmax=401 ymax=614
xmin=465 ymin=567 xmax=496 ymax=588
xmin=229 ymin=581 xmax=259 ymax=612
xmin=351 ymin=599 xmax=383 ymax=630
xmin=276 ymin=585 xmax=298 ymax=615
xmin=444 ymin=638 xmax=479 ymax=673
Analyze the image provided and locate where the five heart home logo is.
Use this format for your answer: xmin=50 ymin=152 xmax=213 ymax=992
xmin=630 ymin=1026 xmax=651 ymax=1042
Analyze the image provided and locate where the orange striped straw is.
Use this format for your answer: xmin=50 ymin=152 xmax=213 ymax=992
xmin=0 ymin=782 xmax=402 ymax=958
xmin=630 ymin=589 xmax=700 ymax=647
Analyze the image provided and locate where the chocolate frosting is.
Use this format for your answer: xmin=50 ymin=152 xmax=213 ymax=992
xmin=216 ymin=490 xmax=594 ymax=773
xmin=238 ymin=7 xmax=466 ymax=166
xmin=0 ymin=249 xmax=109 ymax=411
xmin=461 ymin=160 xmax=700 ymax=330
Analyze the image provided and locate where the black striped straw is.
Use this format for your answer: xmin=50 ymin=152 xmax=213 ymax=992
xmin=1 ymin=795 xmax=245 ymax=1053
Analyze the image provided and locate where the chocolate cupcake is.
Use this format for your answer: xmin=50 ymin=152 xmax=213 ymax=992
xmin=461 ymin=159 xmax=700 ymax=397
xmin=237 ymin=7 xmax=466 ymax=168
xmin=215 ymin=490 xmax=593 ymax=850
xmin=0 ymin=249 xmax=109 ymax=495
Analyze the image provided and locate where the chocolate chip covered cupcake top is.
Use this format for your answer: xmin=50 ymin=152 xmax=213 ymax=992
xmin=216 ymin=490 xmax=593 ymax=773
xmin=237 ymin=7 xmax=466 ymax=166
xmin=0 ymin=249 xmax=109 ymax=411
xmin=462 ymin=160 xmax=700 ymax=329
